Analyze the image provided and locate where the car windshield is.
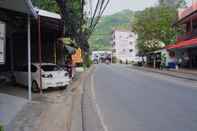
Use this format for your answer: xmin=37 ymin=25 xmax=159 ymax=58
xmin=41 ymin=65 xmax=62 ymax=72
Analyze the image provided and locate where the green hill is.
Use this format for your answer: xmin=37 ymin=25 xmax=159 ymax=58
xmin=89 ymin=10 xmax=134 ymax=51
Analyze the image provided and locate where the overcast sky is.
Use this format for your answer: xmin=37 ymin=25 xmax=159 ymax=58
xmin=100 ymin=0 xmax=193 ymax=15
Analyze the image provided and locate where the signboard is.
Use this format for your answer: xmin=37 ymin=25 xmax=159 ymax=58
xmin=72 ymin=48 xmax=83 ymax=64
xmin=0 ymin=21 xmax=5 ymax=64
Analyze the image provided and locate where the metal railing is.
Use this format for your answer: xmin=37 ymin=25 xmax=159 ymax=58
xmin=177 ymin=30 xmax=197 ymax=42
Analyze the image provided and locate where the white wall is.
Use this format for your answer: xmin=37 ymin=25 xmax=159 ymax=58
xmin=112 ymin=30 xmax=138 ymax=62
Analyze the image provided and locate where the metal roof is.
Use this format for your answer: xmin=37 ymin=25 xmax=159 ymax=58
xmin=173 ymin=10 xmax=197 ymax=26
xmin=0 ymin=0 xmax=37 ymax=17
xmin=166 ymin=38 xmax=197 ymax=49
xmin=65 ymin=45 xmax=76 ymax=54
xmin=35 ymin=8 xmax=61 ymax=20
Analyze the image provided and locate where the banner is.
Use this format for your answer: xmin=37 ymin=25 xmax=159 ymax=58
xmin=72 ymin=48 xmax=83 ymax=64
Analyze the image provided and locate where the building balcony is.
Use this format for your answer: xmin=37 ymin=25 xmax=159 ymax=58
xmin=176 ymin=30 xmax=197 ymax=42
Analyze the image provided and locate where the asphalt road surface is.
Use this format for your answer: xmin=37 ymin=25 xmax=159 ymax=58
xmin=92 ymin=64 xmax=197 ymax=131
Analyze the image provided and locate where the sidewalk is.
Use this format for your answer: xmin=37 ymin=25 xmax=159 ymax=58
xmin=0 ymin=93 xmax=27 ymax=128
xmin=0 ymin=67 xmax=95 ymax=131
xmin=132 ymin=66 xmax=197 ymax=81
xmin=6 ymin=89 xmax=73 ymax=131
xmin=4 ymin=72 xmax=85 ymax=131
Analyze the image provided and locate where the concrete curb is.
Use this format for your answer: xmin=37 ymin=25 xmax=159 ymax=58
xmin=131 ymin=66 xmax=197 ymax=81
xmin=70 ymin=65 xmax=96 ymax=131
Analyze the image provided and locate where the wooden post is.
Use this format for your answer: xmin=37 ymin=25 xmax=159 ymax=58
xmin=54 ymin=40 xmax=57 ymax=64
xmin=153 ymin=55 xmax=156 ymax=69
xmin=9 ymin=35 xmax=14 ymax=72
xmin=191 ymin=18 xmax=193 ymax=32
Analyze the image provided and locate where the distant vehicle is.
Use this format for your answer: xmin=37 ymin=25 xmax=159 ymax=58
xmin=94 ymin=59 xmax=99 ymax=64
xmin=134 ymin=57 xmax=144 ymax=66
xmin=14 ymin=63 xmax=70 ymax=92
xmin=105 ymin=59 xmax=110 ymax=64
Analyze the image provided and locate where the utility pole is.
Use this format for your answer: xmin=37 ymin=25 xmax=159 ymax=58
xmin=38 ymin=0 xmax=43 ymax=94
xmin=27 ymin=15 xmax=32 ymax=101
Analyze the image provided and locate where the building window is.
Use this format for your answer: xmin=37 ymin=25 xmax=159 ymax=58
xmin=193 ymin=22 xmax=197 ymax=31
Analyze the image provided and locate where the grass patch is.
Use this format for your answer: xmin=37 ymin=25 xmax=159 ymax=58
xmin=0 ymin=124 xmax=4 ymax=131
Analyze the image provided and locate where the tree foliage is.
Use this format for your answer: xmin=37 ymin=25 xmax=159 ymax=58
xmin=142 ymin=39 xmax=165 ymax=52
xmin=159 ymin=0 xmax=187 ymax=8
xmin=32 ymin=0 xmax=110 ymax=55
xmin=32 ymin=0 xmax=59 ymax=12
xmin=32 ymin=0 xmax=88 ymax=50
xmin=132 ymin=2 xmax=185 ymax=53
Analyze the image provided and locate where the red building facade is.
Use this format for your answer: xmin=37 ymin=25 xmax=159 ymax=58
xmin=166 ymin=2 xmax=197 ymax=68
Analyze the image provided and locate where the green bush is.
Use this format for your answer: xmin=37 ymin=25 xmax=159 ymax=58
xmin=82 ymin=55 xmax=93 ymax=68
xmin=0 ymin=124 xmax=4 ymax=131
xmin=112 ymin=56 xmax=117 ymax=63
xmin=86 ymin=56 xmax=93 ymax=68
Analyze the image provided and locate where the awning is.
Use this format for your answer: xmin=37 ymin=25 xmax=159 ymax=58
xmin=35 ymin=8 xmax=62 ymax=32
xmin=0 ymin=0 xmax=37 ymax=17
xmin=35 ymin=8 xmax=61 ymax=20
xmin=166 ymin=38 xmax=197 ymax=49
xmin=65 ymin=45 xmax=76 ymax=54
xmin=0 ymin=0 xmax=36 ymax=101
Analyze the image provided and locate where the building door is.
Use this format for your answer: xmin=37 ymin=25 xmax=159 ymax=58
xmin=190 ymin=48 xmax=197 ymax=68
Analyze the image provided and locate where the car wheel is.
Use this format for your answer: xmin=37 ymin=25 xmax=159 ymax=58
xmin=32 ymin=81 xmax=39 ymax=93
xmin=59 ymin=85 xmax=67 ymax=90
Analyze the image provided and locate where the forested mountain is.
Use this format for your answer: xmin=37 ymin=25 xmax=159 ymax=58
xmin=89 ymin=10 xmax=134 ymax=50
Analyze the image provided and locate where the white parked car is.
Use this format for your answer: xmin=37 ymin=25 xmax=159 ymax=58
xmin=14 ymin=63 xmax=70 ymax=92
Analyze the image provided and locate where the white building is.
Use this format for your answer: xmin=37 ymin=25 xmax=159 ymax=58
xmin=112 ymin=30 xmax=138 ymax=63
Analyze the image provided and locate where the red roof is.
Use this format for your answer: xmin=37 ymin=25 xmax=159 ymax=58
xmin=166 ymin=38 xmax=197 ymax=49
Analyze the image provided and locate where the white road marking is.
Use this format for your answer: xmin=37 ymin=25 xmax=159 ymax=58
xmin=90 ymin=74 xmax=109 ymax=131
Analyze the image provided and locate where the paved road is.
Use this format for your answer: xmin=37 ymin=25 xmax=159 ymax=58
xmin=93 ymin=64 xmax=197 ymax=131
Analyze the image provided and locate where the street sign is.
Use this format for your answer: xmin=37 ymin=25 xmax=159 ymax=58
xmin=0 ymin=21 xmax=5 ymax=64
xmin=72 ymin=48 xmax=83 ymax=64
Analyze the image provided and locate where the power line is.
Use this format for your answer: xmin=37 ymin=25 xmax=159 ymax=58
xmin=88 ymin=0 xmax=110 ymax=36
